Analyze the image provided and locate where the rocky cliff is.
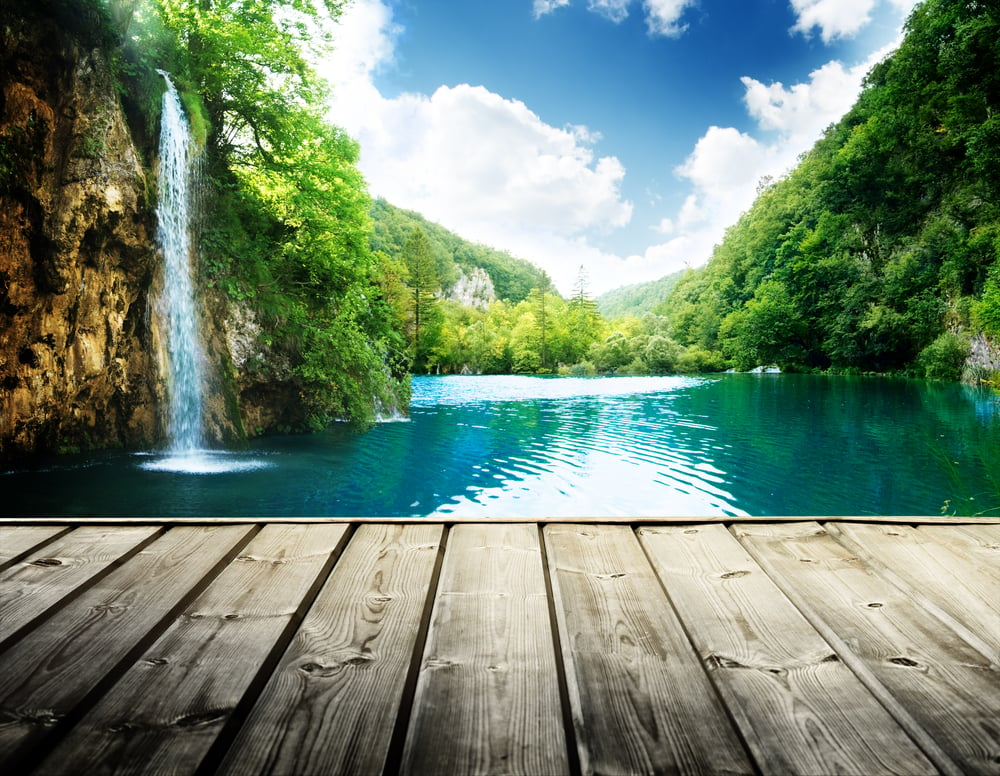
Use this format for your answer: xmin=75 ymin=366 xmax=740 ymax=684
xmin=0 ymin=14 xmax=166 ymax=461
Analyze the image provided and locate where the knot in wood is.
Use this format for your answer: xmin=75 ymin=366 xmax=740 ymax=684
xmin=30 ymin=557 xmax=62 ymax=567
xmin=720 ymin=570 xmax=750 ymax=579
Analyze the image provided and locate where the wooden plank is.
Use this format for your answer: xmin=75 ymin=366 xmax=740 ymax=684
xmin=828 ymin=522 xmax=1000 ymax=656
xmin=401 ymin=524 xmax=569 ymax=776
xmin=0 ymin=525 xmax=69 ymax=568
xmin=920 ymin=523 xmax=1000 ymax=585
xmin=0 ymin=525 xmax=254 ymax=765
xmin=0 ymin=525 xmax=161 ymax=643
xmin=545 ymin=523 xmax=753 ymax=776
xmin=736 ymin=521 xmax=1000 ymax=776
xmin=639 ymin=523 xmax=937 ymax=775
xmin=30 ymin=524 xmax=350 ymax=776
xmin=218 ymin=523 xmax=444 ymax=776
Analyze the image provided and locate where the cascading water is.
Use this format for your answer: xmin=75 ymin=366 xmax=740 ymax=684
xmin=156 ymin=72 xmax=204 ymax=456
xmin=142 ymin=74 xmax=269 ymax=475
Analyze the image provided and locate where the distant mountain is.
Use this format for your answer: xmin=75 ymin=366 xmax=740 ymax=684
xmin=596 ymin=271 xmax=686 ymax=319
xmin=370 ymin=199 xmax=552 ymax=304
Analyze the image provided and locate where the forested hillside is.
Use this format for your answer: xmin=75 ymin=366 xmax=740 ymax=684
xmin=597 ymin=271 xmax=685 ymax=319
xmin=371 ymin=199 xmax=553 ymax=304
xmin=663 ymin=0 xmax=1000 ymax=383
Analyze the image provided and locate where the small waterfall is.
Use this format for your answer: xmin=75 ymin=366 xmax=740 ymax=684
xmin=156 ymin=72 xmax=204 ymax=454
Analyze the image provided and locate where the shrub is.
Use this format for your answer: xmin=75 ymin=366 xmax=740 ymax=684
xmin=917 ymin=332 xmax=969 ymax=381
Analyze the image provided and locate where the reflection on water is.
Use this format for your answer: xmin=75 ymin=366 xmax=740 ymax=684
xmin=4 ymin=374 xmax=999 ymax=517
xmin=136 ymin=450 xmax=274 ymax=474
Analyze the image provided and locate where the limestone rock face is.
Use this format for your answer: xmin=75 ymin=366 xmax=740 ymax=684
xmin=1 ymin=30 xmax=160 ymax=460
xmin=448 ymin=266 xmax=496 ymax=311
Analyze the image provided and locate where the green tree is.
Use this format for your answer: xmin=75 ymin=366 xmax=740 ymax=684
xmin=403 ymin=228 xmax=441 ymax=372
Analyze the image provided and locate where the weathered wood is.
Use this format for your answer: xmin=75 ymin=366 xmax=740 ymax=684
xmin=828 ymin=522 xmax=1000 ymax=656
xmin=545 ymin=523 xmax=753 ymax=776
xmin=736 ymin=521 xmax=1000 ymax=776
xmin=0 ymin=525 xmax=161 ymax=643
xmin=30 ymin=524 xmax=349 ymax=776
xmin=0 ymin=525 xmax=254 ymax=765
xmin=0 ymin=525 xmax=68 ymax=568
xmin=920 ymin=523 xmax=1000 ymax=586
xmin=402 ymin=523 xmax=569 ymax=776
xmin=639 ymin=523 xmax=937 ymax=775
xmin=219 ymin=523 xmax=443 ymax=776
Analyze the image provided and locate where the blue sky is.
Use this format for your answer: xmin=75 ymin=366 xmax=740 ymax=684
xmin=320 ymin=0 xmax=919 ymax=294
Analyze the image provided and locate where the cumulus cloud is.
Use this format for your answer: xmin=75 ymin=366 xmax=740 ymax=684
xmin=322 ymin=0 xmax=633 ymax=294
xmin=644 ymin=0 xmax=695 ymax=37
xmin=788 ymin=0 xmax=920 ymax=43
xmin=635 ymin=41 xmax=897 ymax=282
xmin=789 ymin=0 xmax=878 ymax=42
xmin=741 ymin=57 xmax=877 ymax=142
xmin=533 ymin=0 xmax=695 ymax=37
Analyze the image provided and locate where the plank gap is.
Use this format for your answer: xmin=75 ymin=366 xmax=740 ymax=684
xmin=730 ymin=523 xmax=966 ymax=776
xmin=634 ymin=526 xmax=763 ymax=775
xmin=0 ymin=526 xmax=168 ymax=656
xmin=5 ymin=524 xmax=261 ymax=775
xmin=537 ymin=525 xmax=583 ymax=776
xmin=0 ymin=525 xmax=74 ymax=573
xmin=193 ymin=524 xmax=356 ymax=776
xmin=380 ymin=524 xmax=451 ymax=776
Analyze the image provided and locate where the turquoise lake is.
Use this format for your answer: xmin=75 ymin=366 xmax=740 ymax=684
xmin=5 ymin=373 xmax=1000 ymax=517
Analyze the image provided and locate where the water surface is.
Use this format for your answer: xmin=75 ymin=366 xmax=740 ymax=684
xmin=5 ymin=374 xmax=999 ymax=517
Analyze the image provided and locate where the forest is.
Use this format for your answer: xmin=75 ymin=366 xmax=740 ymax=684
xmin=660 ymin=0 xmax=1000 ymax=383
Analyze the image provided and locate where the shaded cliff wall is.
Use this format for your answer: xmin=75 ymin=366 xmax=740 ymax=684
xmin=0 ymin=14 xmax=166 ymax=461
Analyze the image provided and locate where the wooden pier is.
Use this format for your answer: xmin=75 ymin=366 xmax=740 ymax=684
xmin=0 ymin=517 xmax=997 ymax=775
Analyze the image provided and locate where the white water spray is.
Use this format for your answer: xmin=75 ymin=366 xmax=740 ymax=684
xmin=156 ymin=72 xmax=203 ymax=454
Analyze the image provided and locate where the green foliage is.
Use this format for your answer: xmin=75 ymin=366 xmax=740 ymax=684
xmin=403 ymin=228 xmax=442 ymax=373
xmin=917 ymin=332 xmax=970 ymax=381
xmin=596 ymin=271 xmax=685 ymax=318
xmin=128 ymin=0 xmax=407 ymax=429
xmin=371 ymin=199 xmax=552 ymax=303
xmin=660 ymin=0 xmax=1000 ymax=380
xmin=972 ymin=265 xmax=1000 ymax=338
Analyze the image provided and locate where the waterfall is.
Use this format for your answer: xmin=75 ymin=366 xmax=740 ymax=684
xmin=156 ymin=72 xmax=204 ymax=454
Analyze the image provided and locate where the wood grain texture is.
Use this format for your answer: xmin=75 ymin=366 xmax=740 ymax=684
xmin=0 ymin=525 xmax=160 ymax=642
xmin=639 ymin=523 xmax=937 ymax=775
xmin=219 ymin=523 xmax=444 ymax=776
xmin=0 ymin=525 xmax=68 ymax=568
xmin=31 ymin=523 xmax=349 ymax=776
xmin=828 ymin=522 xmax=1000 ymax=656
xmin=401 ymin=523 xmax=570 ymax=776
xmin=921 ymin=523 xmax=1000 ymax=586
xmin=736 ymin=521 xmax=1000 ymax=776
xmin=0 ymin=525 xmax=253 ymax=763
xmin=545 ymin=523 xmax=753 ymax=776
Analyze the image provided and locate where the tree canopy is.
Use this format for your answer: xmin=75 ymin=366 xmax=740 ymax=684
xmin=656 ymin=0 xmax=1000 ymax=383
xmin=110 ymin=0 xmax=410 ymax=428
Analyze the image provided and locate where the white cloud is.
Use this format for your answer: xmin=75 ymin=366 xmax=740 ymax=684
xmin=637 ymin=39 xmax=899 ymax=284
xmin=322 ymin=0 xmax=633 ymax=294
xmin=789 ymin=0 xmax=878 ymax=43
xmin=532 ymin=0 xmax=695 ymax=37
xmin=741 ymin=56 xmax=877 ymax=142
xmin=643 ymin=0 xmax=694 ymax=37
xmin=788 ymin=0 xmax=920 ymax=44
xmin=533 ymin=0 xmax=572 ymax=18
